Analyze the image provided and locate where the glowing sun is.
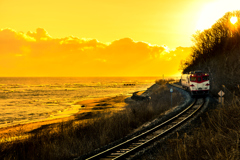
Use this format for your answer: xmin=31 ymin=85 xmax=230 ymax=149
xmin=230 ymin=17 xmax=238 ymax=24
xmin=196 ymin=0 xmax=240 ymax=31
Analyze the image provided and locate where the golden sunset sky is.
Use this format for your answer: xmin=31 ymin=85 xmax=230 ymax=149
xmin=0 ymin=0 xmax=239 ymax=77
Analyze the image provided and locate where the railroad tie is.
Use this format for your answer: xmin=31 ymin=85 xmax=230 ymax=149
xmin=110 ymin=153 xmax=123 ymax=156
xmin=153 ymin=130 xmax=164 ymax=135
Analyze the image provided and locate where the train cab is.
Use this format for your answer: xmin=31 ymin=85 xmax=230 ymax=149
xmin=181 ymin=71 xmax=210 ymax=96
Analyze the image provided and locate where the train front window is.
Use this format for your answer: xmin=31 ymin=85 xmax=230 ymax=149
xmin=197 ymin=77 xmax=201 ymax=82
xmin=202 ymin=76 xmax=209 ymax=81
xmin=190 ymin=77 xmax=196 ymax=81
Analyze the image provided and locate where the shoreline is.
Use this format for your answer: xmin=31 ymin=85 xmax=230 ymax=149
xmin=0 ymin=95 xmax=129 ymax=140
xmin=0 ymin=83 xmax=159 ymax=141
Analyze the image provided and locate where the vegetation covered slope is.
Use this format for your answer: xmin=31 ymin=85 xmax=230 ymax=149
xmin=181 ymin=10 xmax=240 ymax=98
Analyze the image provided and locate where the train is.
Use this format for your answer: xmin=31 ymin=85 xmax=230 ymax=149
xmin=181 ymin=70 xmax=210 ymax=96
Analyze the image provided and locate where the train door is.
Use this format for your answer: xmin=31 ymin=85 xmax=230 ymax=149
xmin=196 ymin=76 xmax=202 ymax=90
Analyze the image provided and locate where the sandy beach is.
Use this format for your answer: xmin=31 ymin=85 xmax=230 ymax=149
xmin=0 ymin=95 xmax=132 ymax=141
xmin=0 ymin=82 xmax=160 ymax=143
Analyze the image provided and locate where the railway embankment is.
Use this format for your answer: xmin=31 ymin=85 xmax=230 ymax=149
xmin=133 ymin=98 xmax=211 ymax=160
xmin=128 ymin=84 xmax=212 ymax=160
xmin=75 ymin=83 xmax=204 ymax=160
xmin=138 ymin=92 xmax=231 ymax=159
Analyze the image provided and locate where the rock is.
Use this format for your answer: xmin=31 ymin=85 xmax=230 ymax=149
xmin=131 ymin=91 xmax=151 ymax=101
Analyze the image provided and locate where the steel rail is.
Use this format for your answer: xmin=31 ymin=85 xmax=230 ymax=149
xmin=84 ymin=98 xmax=202 ymax=160
xmin=114 ymin=98 xmax=205 ymax=159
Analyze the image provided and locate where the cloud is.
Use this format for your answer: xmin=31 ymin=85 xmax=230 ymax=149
xmin=0 ymin=28 xmax=35 ymax=56
xmin=0 ymin=28 xmax=35 ymax=42
xmin=0 ymin=28 xmax=191 ymax=77
xmin=27 ymin=28 xmax=51 ymax=41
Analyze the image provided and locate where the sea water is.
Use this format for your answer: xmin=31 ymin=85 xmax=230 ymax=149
xmin=0 ymin=77 xmax=159 ymax=128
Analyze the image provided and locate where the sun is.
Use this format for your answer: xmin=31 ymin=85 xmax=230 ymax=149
xmin=196 ymin=0 xmax=240 ymax=31
xmin=230 ymin=17 xmax=238 ymax=24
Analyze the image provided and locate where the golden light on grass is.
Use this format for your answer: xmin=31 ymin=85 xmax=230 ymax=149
xmin=230 ymin=16 xmax=238 ymax=24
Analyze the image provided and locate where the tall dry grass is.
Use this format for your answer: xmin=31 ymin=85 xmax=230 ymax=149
xmin=0 ymin=84 xmax=183 ymax=160
xmin=141 ymin=95 xmax=240 ymax=160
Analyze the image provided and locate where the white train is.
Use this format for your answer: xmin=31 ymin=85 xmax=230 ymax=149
xmin=181 ymin=70 xmax=210 ymax=96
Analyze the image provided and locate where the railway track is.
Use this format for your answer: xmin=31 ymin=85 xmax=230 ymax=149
xmin=78 ymin=91 xmax=206 ymax=160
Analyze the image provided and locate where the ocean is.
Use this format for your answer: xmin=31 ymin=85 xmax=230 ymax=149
xmin=0 ymin=77 xmax=159 ymax=128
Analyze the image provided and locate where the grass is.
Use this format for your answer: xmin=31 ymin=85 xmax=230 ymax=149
xmin=0 ymin=84 xmax=183 ymax=160
xmin=141 ymin=92 xmax=240 ymax=160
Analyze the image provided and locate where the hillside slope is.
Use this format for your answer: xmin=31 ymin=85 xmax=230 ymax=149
xmin=181 ymin=11 xmax=240 ymax=98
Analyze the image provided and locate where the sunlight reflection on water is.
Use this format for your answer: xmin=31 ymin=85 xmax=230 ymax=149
xmin=0 ymin=77 xmax=158 ymax=128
